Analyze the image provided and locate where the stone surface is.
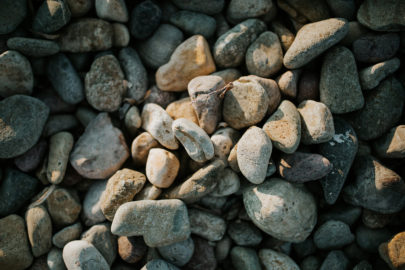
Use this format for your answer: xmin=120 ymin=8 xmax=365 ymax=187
xmin=210 ymin=127 xmax=240 ymax=159
xmin=327 ymin=0 xmax=355 ymax=19
xmin=96 ymin=0 xmax=128 ymax=22
xmin=141 ymin=259 xmax=180 ymax=270
xmin=259 ymin=249 xmax=300 ymax=270
xmin=113 ymin=23 xmax=130 ymax=47
xmin=319 ymin=251 xmax=349 ymax=270
xmin=171 ymin=0 xmax=224 ymax=15
xmin=170 ymin=10 xmax=216 ymax=38
xmin=314 ymin=220 xmax=354 ymax=249
xmin=82 ymin=180 xmax=107 ymax=226
xmin=14 ymin=140 xmax=47 ymax=172
xmin=46 ymin=187 xmax=81 ymax=226
xmin=118 ymin=236 xmax=147 ymax=264
xmin=43 ymin=114 xmax=78 ymax=137
xmin=379 ymin=232 xmax=405 ymax=270
xmin=52 ymin=222 xmax=82 ymax=249
xmin=184 ymin=236 xmax=217 ymax=270
xmin=210 ymin=168 xmax=240 ymax=197
xmin=231 ymin=247 xmax=261 ymax=270
xmin=212 ymin=68 xmax=241 ymax=84
xmin=7 ymin=37 xmax=60 ymax=57
xmin=47 ymin=248 xmax=66 ymax=270
xmin=47 ymin=132 xmax=74 ymax=185
xmin=158 ymin=238 xmax=194 ymax=267
xmin=357 ymin=0 xmax=405 ymax=31
xmin=166 ymin=98 xmax=199 ymax=125
xmin=33 ymin=0 xmax=71 ymax=34
xmin=356 ymin=225 xmax=391 ymax=253
xmin=297 ymin=70 xmax=319 ymax=104
xmin=26 ymin=205 xmax=52 ymax=257
xmin=0 ymin=0 xmax=27 ymax=34
xmin=144 ymin=86 xmax=178 ymax=108
xmin=228 ymin=221 xmax=262 ymax=246
xmin=146 ymin=148 xmax=179 ymax=188
xmin=362 ymin=209 xmax=392 ymax=229
xmin=276 ymin=70 xmax=301 ymax=98
xmin=131 ymin=132 xmax=160 ymax=166
xmin=188 ymin=208 xmax=226 ymax=241
xmin=227 ymin=0 xmax=274 ymax=23
xmin=124 ymin=106 xmax=142 ymax=137
xmin=359 ymin=58 xmax=401 ymax=90
xmin=134 ymin=184 xmax=162 ymax=201
xmin=65 ymin=0 xmax=91 ymax=17
xmin=353 ymin=33 xmax=400 ymax=63
xmin=130 ymin=0 xmax=161 ymax=39
xmin=63 ymin=240 xmax=109 ymax=270
xmin=373 ymin=125 xmax=405 ymax=158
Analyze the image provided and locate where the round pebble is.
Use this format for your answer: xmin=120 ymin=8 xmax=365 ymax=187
xmin=313 ymin=220 xmax=355 ymax=249
xmin=130 ymin=0 xmax=162 ymax=39
xmin=146 ymin=148 xmax=180 ymax=188
xmin=63 ymin=240 xmax=109 ymax=270
xmin=170 ymin=10 xmax=216 ymax=38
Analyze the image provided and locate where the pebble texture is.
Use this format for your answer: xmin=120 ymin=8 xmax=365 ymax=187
xmin=63 ymin=240 xmax=109 ymax=270
xmin=357 ymin=0 xmax=405 ymax=31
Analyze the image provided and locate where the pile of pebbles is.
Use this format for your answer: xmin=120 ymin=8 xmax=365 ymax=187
xmin=0 ymin=0 xmax=405 ymax=269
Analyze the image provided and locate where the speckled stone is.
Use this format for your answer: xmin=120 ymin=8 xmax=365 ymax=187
xmin=7 ymin=37 xmax=60 ymax=57
xmin=188 ymin=208 xmax=226 ymax=241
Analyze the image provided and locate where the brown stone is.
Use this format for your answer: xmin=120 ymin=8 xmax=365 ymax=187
xmin=379 ymin=232 xmax=405 ymax=270
xmin=131 ymin=132 xmax=160 ymax=167
xmin=166 ymin=97 xmax=199 ymax=125
xmin=46 ymin=187 xmax=81 ymax=226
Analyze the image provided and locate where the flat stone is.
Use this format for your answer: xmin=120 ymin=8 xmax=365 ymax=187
xmin=319 ymin=251 xmax=349 ymax=270
xmin=131 ymin=132 xmax=160 ymax=166
xmin=171 ymin=0 xmax=224 ymax=15
xmin=259 ymin=249 xmax=300 ymax=270
xmin=228 ymin=221 xmax=262 ymax=246
xmin=357 ymin=0 xmax=405 ymax=31
xmin=146 ymin=148 xmax=179 ymax=188
xmin=359 ymin=58 xmax=401 ymax=90
xmin=231 ymin=247 xmax=261 ymax=270
xmin=46 ymin=187 xmax=81 ymax=226
xmin=7 ymin=37 xmax=59 ymax=57
xmin=95 ymin=0 xmax=128 ymax=22
xmin=47 ymin=248 xmax=65 ymax=270
xmin=158 ymin=238 xmax=194 ymax=267
xmin=373 ymin=125 xmax=405 ymax=158
xmin=130 ymin=0 xmax=161 ymax=39
xmin=62 ymin=240 xmax=109 ymax=270
xmin=82 ymin=180 xmax=107 ymax=226
xmin=118 ymin=236 xmax=147 ymax=264
xmin=166 ymin=98 xmax=199 ymax=125
xmin=0 ymin=0 xmax=27 ymax=34
xmin=353 ymin=33 xmax=400 ymax=63
xmin=26 ymin=205 xmax=53 ymax=257
xmin=314 ymin=220 xmax=355 ymax=249
xmin=47 ymin=132 xmax=74 ymax=185
xmin=170 ymin=10 xmax=217 ymax=38
xmin=188 ymin=208 xmax=226 ymax=241
xmin=14 ymin=139 xmax=47 ymax=172
xmin=184 ymin=237 xmax=217 ymax=270
xmin=227 ymin=0 xmax=274 ymax=23
xmin=52 ymin=222 xmax=82 ymax=249
xmin=379 ymin=231 xmax=405 ymax=269
xmin=33 ymin=0 xmax=71 ymax=34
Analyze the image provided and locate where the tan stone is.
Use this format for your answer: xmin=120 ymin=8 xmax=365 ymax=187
xmin=166 ymin=97 xmax=199 ymax=125
xmin=131 ymin=132 xmax=160 ymax=167
xmin=146 ymin=148 xmax=180 ymax=188
xmin=379 ymin=232 xmax=405 ymax=270
xmin=26 ymin=205 xmax=52 ymax=257
xmin=47 ymin=131 xmax=74 ymax=184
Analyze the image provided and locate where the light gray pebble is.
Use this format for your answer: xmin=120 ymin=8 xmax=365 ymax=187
xmin=62 ymin=240 xmax=109 ymax=270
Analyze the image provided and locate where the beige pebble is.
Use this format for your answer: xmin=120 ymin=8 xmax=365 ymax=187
xmin=146 ymin=148 xmax=180 ymax=188
xmin=134 ymin=184 xmax=162 ymax=200
xmin=131 ymin=132 xmax=160 ymax=166
xmin=166 ymin=97 xmax=199 ymax=124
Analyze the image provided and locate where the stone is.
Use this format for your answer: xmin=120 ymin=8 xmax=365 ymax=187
xmin=46 ymin=187 xmax=81 ymax=226
xmin=134 ymin=184 xmax=162 ymax=201
xmin=113 ymin=23 xmax=130 ymax=47
xmin=0 ymin=50 xmax=33 ymax=97
xmin=353 ymin=33 xmax=400 ymax=63
xmin=343 ymin=155 xmax=405 ymax=214
xmin=0 ymin=0 xmax=27 ymax=34
xmin=52 ymin=223 xmax=82 ymax=249
xmin=131 ymin=132 xmax=160 ymax=166
xmin=184 ymin=237 xmax=217 ymax=270
xmin=319 ymin=117 xmax=358 ymax=204
xmin=188 ymin=75 xmax=225 ymax=134
xmin=228 ymin=221 xmax=262 ymax=246
xmin=347 ymin=77 xmax=404 ymax=140
xmin=228 ymin=143 xmax=240 ymax=172
xmin=156 ymin=35 xmax=216 ymax=91
xmin=356 ymin=225 xmax=392 ymax=253
xmin=124 ymin=106 xmax=142 ymax=137
xmin=326 ymin=0 xmax=355 ymax=20
xmin=353 ymin=260 xmax=373 ymax=270
xmin=158 ymin=238 xmax=194 ymax=267
xmin=231 ymin=247 xmax=261 ymax=270
xmin=237 ymin=126 xmax=272 ymax=184
xmin=263 ymin=100 xmax=301 ymax=154
xmin=14 ymin=140 xmax=47 ymax=172
xmin=373 ymin=125 xmax=405 ymax=158
xmin=35 ymin=87 xmax=75 ymax=114
xmin=170 ymin=10 xmax=216 ymax=38
xmin=119 ymin=48 xmax=148 ymax=102
xmin=166 ymin=98 xmax=199 ymax=125
xmin=279 ymin=0 xmax=330 ymax=22
xmin=47 ymin=132 xmax=73 ymax=185
xmin=118 ymin=236 xmax=147 ymax=264
xmin=340 ymin=21 xmax=370 ymax=46
xmin=379 ymin=231 xmax=405 ymax=269
xmin=361 ymin=58 xmax=401 ymax=91
xmin=141 ymin=259 xmax=179 ymax=270
xmin=319 ymin=205 xmax=361 ymax=226
xmin=171 ymin=0 xmax=224 ymax=15
xmin=292 ymin=239 xmax=316 ymax=258
xmin=70 ymin=113 xmax=129 ymax=179
xmin=141 ymin=103 xmax=178 ymax=150
xmin=82 ymin=180 xmax=107 ymax=226
xmin=210 ymin=168 xmax=240 ymax=197
xmin=212 ymin=68 xmax=241 ymax=84
xmin=0 ymin=169 xmax=39 ymax=216
xmin=75 ymin=107 xmax=97 ymax=127
xmin=300 ymin=256 xmax=321 ymax=270
xmin=59 ymin=18 xmax=113 ymax=53
xmin=246 ymin=31 xmax=283 ymax=77
xmin=283 ymin=18 xmax=349 ymax=69
xmin=298 ymin=100 xmax=334 ymax=144
xmin=172 ymin=118 xmax=214 ymax=162
xmin=7 ymin=37 xmax=59 ymax=57
xmin=96 ymin=0 xmax=128 ymax=22
xmin=227 ymin=0 xmax=274 ymax=23
xmin=259 ymin=249 xmax=300 ymax=270
xmin=357 ymin=0 xmax=405 ymax=31
xmin=210 ymin=127 xmax=240 ymax=159
xmin=47 ymin=248 xmax=66 ymax=270
xmin=0 ymin=215 xmax=33 ymax=269
xmin=63 ymin=240 xmax=109 ymax=270
xmin=26 ymin=205 xmax=53 ymax=257
xmin=146 ymin=148 xmax=179 ymax=188
xmin=270 ymin=21 xmax=295 ymax=52
xmin=111 ymin=200 xmax=190 ymax=247
xmin=65 ymin=0 xmax=91 ymax=17
xmin=223 ymin=78 xmax=269 ymax=129
xmin=33 ymin=0 xmax=71 ymax=34
xmin=216 ymin=236 xmax=232 ymax=261
xmin=362 ymin=209 xmax=392 ymax=229
xmin=319 ymin=251 xmax=349 ymax=270
xmin=214 ymin=19 xmax=266 ymax=68
xmin=144 ymin=86 xmax=177 ymax=108
xmin=279 ymin=152 xmax=332 ymax=182
xmin=276 ymin=70 xmax=301 ymax=98
xmin=297 ymin=70 xmax=319 ymax=104
xmin=320 ymin=46 xmax=364 ymax=114
xmin=43 ymin=114 xmax=78 ymax=137
xmin=188 ymin=208 xmax=226 ymax=241
xmin=85 ymin=54 xmax=125 ymax=112
xmin=101 ymin=169 xmax=146 ymax=221
xmin=130 ymin=0 xmax=161 ymax=39
xmin=313 ymin=220 xmax=354 ymax=249
xmin=243 ymin=178 xmax=317 ymax=242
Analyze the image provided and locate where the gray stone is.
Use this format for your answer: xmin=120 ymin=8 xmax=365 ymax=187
xmin=130 ymin=0 xmax=161 ymax=39
xmin=14 ymin=139 xmax=47 ymax=172
xmin=227 ymin=0 xmax=274 ymax=24
xmin=357 ymin=0 xmax=405 ymax=31
xmin=184 ymin=236 xmax=217 ymax=270
xmin=170 ymin=10 xmax=216 ymax=38
xmin=292 ymin=238 xmax=316 ymax=258
xmin=46 ymin=187 xmax=81 ymax=226
xmin=158 ymin=238 xmax=194 ymax=267
xmin=228 ymin=221 xmax=262 ymax=246
xmin=141 ymin=259 xmax=180 ymax=270
xmin=359 ymin=57 xmax=401 ymax=90
xmin=326 ymin=0 xmax=355 ymax=20
xmin=373 ymin=125 xmax=405 ymax=158
xmin=355 ymin=225 xmax=391 ymax=253
xmin=95 ymin=0 xmax=128 ymax=22
xmin=319 ymin=205 xmax=362 ymax=226
xmin=7 ymin=37 xmax=59 ymax=57
xmin=0 ymin=0 xmax=27 ymax=34
xmin=230 ymin=247 xmax=262 ymax=270
xmin=353 ymin=33 xmax=400 ymax=63
xmin=210 ymin=168 xmax=240 ymax=197
xmin=82 ymin=180 xmax=107 ymax=226
xmin=26 ymin=205 xmax=53 ymax=257
xmin=216 ymin=236 xmax=232 ymax=261
xmin=259 ymin=249 xmax=299 ymax=270
xmin=314 ymin=220 xmax=354 ymax=249
xmin=43 ymin=114 xmax=78 ymax=137
xmin=33 ymin=0 xmax=71 ymax=34
xmin=188 ymin=208 xmax=226 ymax=241
xmin=46 ymin=132 xmax=74 ymax=184
xmin=319 ymin=251 xmax=349 ymax=270
xmin=171 ymin=0 xmax=224 ymax=15
xmin=47 ymin=248 xmax=66 ymax=270
xmin=62 ymin=240 xmax=109 ymax=270
xmin=340 ymin=21 xmax=370 ymax=46
xmin=300 ymin=256 xmax=320 ymax=270
xmin=52 ymin=223 xmax=82 ymax=249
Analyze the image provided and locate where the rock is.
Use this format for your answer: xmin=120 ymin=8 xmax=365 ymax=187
xmin=43 ymin=114 xmax=78 ymax=137
xmin=231 ymin=247 xmax=261 ymax=270
xmin=184 ymin=236 xmax=217 ymax=270
xmin=279 ymin=0 xmax=330 ymax=22
xmin=26 ymin=205 xmax=53 ymax=257
xmin=210 ymin=127 xmax=240 ymax=159
xmin=166 ymin=98 xmax=199 ymax=125
xmin=212 ymin=68 xmax=241 ymax=84
xmin=340 ymin=21 xmax=370 ymax=46
xmin=138 ymin=24 xmax=183 ymax=69
xmin=100 ymin=169 xmax=146 ymax=221
xmin=210 ymin=168 xmax=240 ymax=197
xmin=347 ymin=77 xmax=404 ymax=140
xmin=362 ymin=209 xmax=392 ymax=229
xmin=319 ymin=251 xmax=349 ymax=270
xmin=246 ymin=31 xmax=283 ymax=77
xmin=46 ymin=187 xmax=81 ymax=226
xmin=237 ymin=126 xmax=272 ymax=184
xmin=144 ymin=86 xmax=178 ymax=108
xmin=279 ymin=152 xmax=332 ymax=182
xmin=14 ymin=140 xmax=47 ymax=172
xmin=373 ymin=125 xmax=405 ymax=158
xmin=259 ymin=249 xmax=300 ymax=270
xmin=124 ymin=106 xmax=141 ymax=137
xmin=63 ymin=240 xmax=109 ymax=270
xmin=82 ymin=180 xmax=107 ymax=226
xmin=70 ymin=113 xmax=129 ymax=179
xmin=188 ymin=208 xmax=226 ymax=241
xmin=216 ymin=236 xmax=232 ymax=261
xmin=158 ymin=238 xmax=194 ymax=267
xmin=171 ymin=0 xmax=224 ymax=15
xmin=0 ymin=50 xmax=33 ymax=98
xmin=276 ymin=70 xmax=301 ymax=98
xmin=52 ymin=222 xmax=82 ymax=248
xmin=170 ymin=10 xmax=216 ymax=38
xmin=313 ymin=220 xmax=354 ymax=249
xmin=118 ymin=236 xmax=147 ymax=264
xmin=33 ymin=0 xmax=71 ymax=34
xmin=59 ymin=18 xmax=113 ymax=53
xmin=270 ymin=21 xmax=295 ymax=52
xmin=214 ymin=19 xmax=266 ymax=68
xmin=113 ymin=23 xmax=130 ymax=47
xmin=379 ymin=231 xmax=405 ymax=269
xmin=141 ymin=103 xmax=178 ymax=150
xmin=75 ymin=107 xmax=97 ymax=127
xmin=297 ymin=70 xmax=319 ymax=104
xmin=357 ymin=0 xmax=405 ymax=31
xmin=223 ymin=78 xmax=269 ymax=129
xmin=292 ymin=238 xmax=316 ymax=258
xmin=0 ymin=169 xmax=39 ymax=216
xmin=283 ymin=18 xmax=349 ymax=69
xmin=46 ymin=132 xmax=73 ymax=185
xmin=319 ymin=117 xmax=358 ymax=204
xmin=188 ymin=75 xmax=225 ymax=134
xmin=298 ymin=100 xmax=334 ymax=144
xmin=134 ymin=184 xmax=161 ymax=200
xmin=146 ymin=148 xmax=179 ymax=188
xmin=319 ymin=205 xmax=361 ymax=226
xmin=360 ymin=57 xmax=401 ymax=90
xmin=326 ymin=0 xmax=355 ymax=20
xmin=7 ymin=37 xmax=59 ymax=57
xmin=156 ymin=35 xmax=216 ymax=91
xmin=263 ymin=100 xmax=301 ymax=154
xmin=319 ymin=46 xmax=364 ymax=114
xmin=353 ymin=33 xmax=400 ymax=63
xmin=130 ymin=0 xmax=161 ymax=39
xmin=95 ymin=0 xmax=128 ymax=22
xmin=228 ymin=221 xmax=262 ymax=246
xmin=301 ymin=256 xmax=321 ymax=270
xmin=353 ymin=260 xmax=373 ymax=270
xmin=119 ymin=48 xmax=148 ymax=102
xmin=227 ymin=0 xmax=274 ymax=23
xmin=111 ymin=200 xmax=190 ymax=247
xmin=141 ymin=259 xmax=180 ymax=270
xmin=0 ymin=0 xmax=27 ymax=34
xmin=356 ymin=225 xmax=392 ymax=253
xmin=172 ymin=118 xmax=214 ymax=162
xmin=65 ymin=0 xmax=91 ymax=17
xmin=343 ymin=155 xmax=405 ymax=214
xmin=228 ymin=143 xmax=240 ymax=172
xmin=131 ymin=132 xmax=160 ymax=166
xmin=0 ymin=215 xmax=33 ymax=269
xmin=47 ymin=248 xmax=66 ymax=270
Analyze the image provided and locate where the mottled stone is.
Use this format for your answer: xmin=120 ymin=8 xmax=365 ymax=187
xmin=146 ymin=148 xmax=179 ymax=188
xmin=188 ymin=208 xmax=226 ymax=241
xmin=7 ymin=37 xmax=59 ymax=57
xmin=130 ymin=0 xmax=161 ymax=39
xmin=158 ymin=238 xmax=194 ymax=267
xmin=82 ymin=180 xmax=107 ymax=226
xmin=131 ymin=132 xmax=160 ymax=166
xmin=26 ymin=205 xmax=52 ymax=257
xmin=270 ymin=21 xmax=295 ymax=52
xmin=259 ymin=249 xmax=300 ymax=270
xmin=373 ymin=125 xmax=405 ymax=158
xmin=353 ymin=33 xmax=400 ymax=63
xmin=33 ymin=0 xmax=71 ymax=34
xmin=63 ymin=240 xmax=109 ymax=270
xmin=46 ymin=187 xmax=81 ymax=226
xmin=52 ymin=223 xmax=82 ymax=249
xmin=357 ymin=0 xmax=405 ymax=31
xmin=118 ymin=236 xmax=147 ymax=264
xmin=314 ymin=220 xmax=354 ymax=249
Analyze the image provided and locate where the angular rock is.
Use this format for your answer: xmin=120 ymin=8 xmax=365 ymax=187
xmin=259 ymin=249 xmax=300 ymax=270
xmin=146 ymin=148 xmax=179 ymax=188
xmin=353 ymin=33 xmax=400 ymax=63
xmin=82 ymin=180 xmax=107 ymax=226
xmin=231 ymin=247 xmax=261 ymax=270
xmin=63 ymin=240 xmax=109 ymax=270
xmin=373 ymin=125 xmax=405 ymax=158
xmin=313 ymin=220 xmax=355 ymax=249
xmin=118 ymin=236 xmax=147 ymax=264
xmin=95 ymin=0 xmax=128 ymax=22
xmin=188 ymin=208 xmax=226 ymax=241
xmin=130 ymin=0 xmax=161 ymax=39
xmin=52 ymin=222 xmax=82 ymax=248
xmin=0 ymin=0 xmax=27 ymax=34
xmin=46 ymin=187 xmax=81 ymax=226
xmin=33 ymin=0 xmax=71 ymax=34
xmin=7 ymin=37 xmax=60 ymax=57
xmin=359 ymin=58 xmax=401 ymax=90
xmin=357 ymin=0 xmax=405 ymax=31
xmin=170 ymin=10 xmax=216 ymax=38
xmin=158 ymin=238 xmax=194 ymax=267
xmin=26 ymin=205 xmax=53 ymax=257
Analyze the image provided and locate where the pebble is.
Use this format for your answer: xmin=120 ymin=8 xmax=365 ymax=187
xmin=214 ymin=19 xmax=266 ymax=68
xmin=188 ymin=75 xmax=225 ymax=134
xmin=7 ymin=37 xmax=59 ymax=57
xmin=0 ymin=50 xmax=33 ymax=97
xmin=184 ymin=236 xmax=217 ymax=270
xmin=43 ymin=114 xmax=78 ymax=137
xmin=33 ymin=0 xmax=71 ymax=34
xmin=47 ymin=132 xmax=73 ymax=185
xmin=326 ymin=0 xmax=355 ymax=20
xmin=112 ymin=23 xmax=130 ymax=47
xmin=283 ymin=18 xmax=349 ymax=69
xmin=319 ymin=250 xmax=349 ymax=270
xmin=227 ymin=0 xmax=274 ymax=24
xmin=230 ymin=247 xmax=261 ymax=270
xmin=276 ymin=69 xmax=301 ymax=98
xmin=0 ymin=215 xmax=33 ymax=269
xmin=157 ymin=238 xmax=194 ymax=266
xmin=340 ymin=21 xmax=369 ymax=46
xmin=318 ymin=117 xmax=358 ymax=204
xmin=279 ymin=152 xmax=332 ymax=182
xmin=46 ymin=187 xmax=81 ymax=226
xmin=146 ymin=148 xmax=179 ymax=188
xmin=298 ymin=100 xmax=335 ymax=144
xmin=156 ymin=35 xmax=216 ymax=91
xmin=259 ymin=249 xmax=300 ymax=270
xmin=357 ymin=0 xmax=405 ymax=31
xmin=166 ymin=98 xmax=199 ymax=125
xmin=237 ymin=126 xmax=272 ymax=184
xmin=118 ymin=48 xmax=148 ymax=102
xmin=130 ymin=0 xmax=162 ymax=39
xmin=124 ymin=106 xmax=142 ymax=137
xmin=118 ymin=236 xmax=147 ymax=264
xmin=26 ymin=205 xmax=53 ymax=257
xmin=59 ymin=18 xmax=113 ymax=53
xmin=223 ymin=78 xmax=269 ymax=129
xmin=173 ymin=118 xmax=214 ymax=162
xmin=170 ymin=10 xmax=217 ymax=38
xmin=134 ymin=184 xmax=162 ymax=200
xmin=353 ymin=33 xmax=400 ymax=64
xmin=100 ymin=168 xmax=146 ymax=221
xmin=319 ymin=205 xmax=361 ymax=226
xmin=75 ymin=107 xmax=97 ymax=127
xmin=188 ymin=208 xmax=226 ymax=241
xmin=293 ymin=238 xmax=316 ymax=258
xmin=228 ymin=221 xmax=262 ymax=246
xmin=95 ymin=0 xmax=128 ymax=22
xmin=300 ymin=256 xmax=320 ymax=270
xmin=141 ymin=259 xmax=180 ymax=270
xmin=0 ymin=0 xmax=27 ymax=34
xmin=63 ymin=240 xmax=109 ymax=270
xmin=362 ymin=209 xmax=392 ymax=229
xmin=359 ymin=57 xmax=401 ymax=90
xmin=131 ymin=132 xmax=160 ymax=166
xmin=355 ymin=225 xmax=391 ymax=253
xmin=212 ymin=68 xmax=241 ymax=84
xmin=246 ymin=31 xmax=283 ymax=77
xmin=0 ymin=169 xmax=39 ymax=216
xmin=65 ymin=0 xmax=91 ymax=17
xmin=111 ymin=199 xmax=190 ymax=247
xmin=70 ymin=113 xmax=129 ymax=179
xmin=297 ymin=70 xmax=319 ymax=104
xmin=52 ymin=222 xmax=82 ymax=248
xmin=82 ymin=180 xmax=107 ymax=226
xmin=379 ymin=231 xmax=405 ymax=270
xmin=14 ymin=140 xmax=47 ymax=172
xmin=47 ymin=248 xmax=66 ymax=270
xmin=228 ymin=144 xmax=240 ymax=172
xmin=353 ymin=260 xmax=373 ymax=270
xmin=171 ymin=0 xmax=225 ymax=15
xmin=138 ymin=24 xmax=183 ymax=69
xmin=210 ymin=168 xmax=240 ymax=197
xmin=313 ymin=220 xmax=355 ymax=249
xmin=320 ymin=46 xmax=364 ymax=114
xmin=144 ymin=86 xmax=177 ymax=108
xmin=216 ymin=236 xmax=232 ymax=261
xmin=243 ymin=178 xmax=317 ymax=242
xmin=211 ymin=127 xmax=240 ymax=159
xmin=141 ymin=103 xmax=179 ymax=150
xmin=263 ymin=100 xmax=301 ymax=154
xmin=373 ymin=125 xmax=405 ymax=158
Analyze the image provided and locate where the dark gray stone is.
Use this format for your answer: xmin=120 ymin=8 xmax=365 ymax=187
xmin=171 ymin=0 xmax=224 ymax=15
xmin=170 ymin=10 xmax=216 ymax=38
xmin=14 ymin=140 xmax=47 ymax=172
xmin=228 ymin=221 xmax=262 ymax=246
xmin=130 ymin=0 xmax=162 ymax=39
xmin=326 ymin=0 xmax=355 ymax=20
xmin=42 ymin=114 xmax=78 ymax=137
xmin=313 ymin=220 xmax=355 ymax=249
xmin=7 ymin=37 xmax=60 ymax=57
xmin=230 ymin=247 xmax=261 ymax=270
xmin=355 ymin=225 xmax=392 ymax=253
xmin=0 ymin=0 xmax=27 ymax=34
xmin=353 ymin=33 xmax=400 ymax=63
xmin=292 ymin=238 xmax=316 ymax=258
xmin=157 ymin=238 xmax=194 ymax=267
xmin=319 ymin=251 xmax=349 ymax=270
xmin=318 ymin=205 xmax=362 ymax=226
xmin=357 ymin=0 xmax=405 ymax=31
xmin=33 ymin=0 xmax=71 ymax=34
